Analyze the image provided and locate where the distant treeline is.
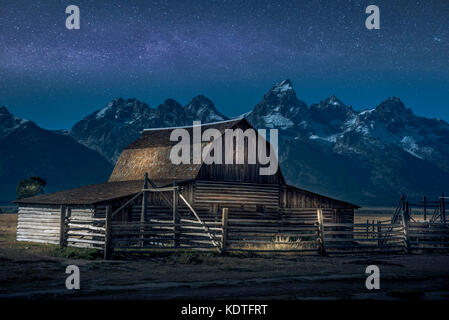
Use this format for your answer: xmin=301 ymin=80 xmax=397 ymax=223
xmin=0 ymin=206 xmax=18 ymax=213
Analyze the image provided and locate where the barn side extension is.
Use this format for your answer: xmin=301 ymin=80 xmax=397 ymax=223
xmin=16 ymin=176 xmax=449 ymax=258
xmin=15 ymin=118 xmax=449 ymax=257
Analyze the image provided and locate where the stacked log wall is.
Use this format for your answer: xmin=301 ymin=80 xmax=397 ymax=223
xmin=16 ymin=204 xmax=61 ymax=244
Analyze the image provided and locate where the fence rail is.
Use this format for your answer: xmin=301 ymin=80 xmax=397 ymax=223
xmin=408 ymin=221 xmax=449 ymax=251
xmin=111 ymin=219 xmax=222 ymax=251
xmin=64 ymin=215 xmax=106 ymax=250
xmin=58 ymin=205 xmax=449 ymax=258
xmin=322 ymin=221 xmax=406 ymax=254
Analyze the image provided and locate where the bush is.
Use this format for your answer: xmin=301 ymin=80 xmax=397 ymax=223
xmin=16 ymin=176 xmax=47 ymax=200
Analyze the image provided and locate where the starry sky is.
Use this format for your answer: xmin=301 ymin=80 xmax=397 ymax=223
xmin=1 ymin=0 xmax=448 ymax=129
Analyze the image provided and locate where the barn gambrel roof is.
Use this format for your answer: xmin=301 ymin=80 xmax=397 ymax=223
xmin=108 ymin=118 xmax=284 ymax=183
xmin=15 ymin=118 xmax=358 ymax=208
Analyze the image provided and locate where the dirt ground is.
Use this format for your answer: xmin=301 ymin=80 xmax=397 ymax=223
xmin=1 ymin=213 xmax=449 ymax=300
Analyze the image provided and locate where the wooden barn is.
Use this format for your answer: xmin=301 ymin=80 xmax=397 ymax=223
xmin=15 ymin=118 xmax=359 ymax=256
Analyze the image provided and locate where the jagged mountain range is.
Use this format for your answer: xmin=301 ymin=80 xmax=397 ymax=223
xmin=1 ymin=80 xmax=448 ymax=205
xmin=69 ymin=95 xmax=227 ymax=163
xmin=0 ymin=107 xmax=112 ymax=203
xmin=247 ymin=80 xmax=449 ymax=205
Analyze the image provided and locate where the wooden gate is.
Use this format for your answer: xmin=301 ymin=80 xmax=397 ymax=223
xmin=106 ymin=177 xmax=223 ymax=258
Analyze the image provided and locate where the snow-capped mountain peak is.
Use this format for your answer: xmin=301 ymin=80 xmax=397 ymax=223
xmin=247 ymin=80 xmax=309 ymax=131
xmin=0 ymin=106 xmax=30 ymax=139
xmin=272 ymin=79 xmax=293 ymax=95
xmin=184 ymin=95 xmax=228 ymax=123
xmin=94 ymin=98 xmax=153 ymax=123
xmin=70 ymin=95 xmax=228 ymax=163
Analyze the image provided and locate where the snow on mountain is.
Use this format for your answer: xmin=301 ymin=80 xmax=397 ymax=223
xmin=242 ymin=80 xmax=449 ymax=205
xmin=155 ymin=99 xmax=191 ymax=127
xmin=262 ymin=113 xmax=295 ymax=129
xmin=246 ymin=79 xmax=309 ymax=133
xmin=185 ymin=95 xmax=228 ymax=123
xmin=334 ymin=97 xmax=449 ymax=165
xmin=70 ymin=98 xmax=158 ymax=162
xmin=70 ymin=95 xmax=228 ymax=163
xmin=58 ymin=79 xmax=449 ymax=205
xmin=0 ymin=106 xmax=112 ymax=203
xmin=272 ymin=79 xmax=293 ymax=95
xmin=0 ymin=106 xmax=30 ymax=139
xmin=242 ymin=80 xmax=449 ymax=167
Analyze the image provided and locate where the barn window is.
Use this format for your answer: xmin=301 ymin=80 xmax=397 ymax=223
xmin=209 ymin=203 xmax=219 ymax=213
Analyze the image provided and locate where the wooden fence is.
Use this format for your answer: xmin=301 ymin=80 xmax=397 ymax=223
xmin=58 ymin=206 xmax=449 ymax=258
xmin=111 ymin=218 xmax=222 ymax=252
xmin=63 ymin=206 xmax=106 ymax=250
xmin=322 ymin=222 xmax=406 ymax=254
xmin=408 ymin=221 xmax=449 ymax=251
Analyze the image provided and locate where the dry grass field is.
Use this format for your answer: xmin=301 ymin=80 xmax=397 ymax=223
xmin=1 ymin=212 xmax=449 ymax=300
xmin=355 ymin=207 xmax=428 ymax=223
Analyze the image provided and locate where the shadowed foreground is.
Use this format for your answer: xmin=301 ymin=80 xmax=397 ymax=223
xmin=1 ymin=214 xmax=449 ymax=300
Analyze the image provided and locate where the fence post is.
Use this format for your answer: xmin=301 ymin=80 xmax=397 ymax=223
xmin=59 ymin=205 xmax=66 ymax=247
xmin=401 ymin=193 xmax=406 ymax=212
xmin=316 ymin=209 xmax=327 ymax=255
xmin=401 ymin=207 xmax=410 ymax=253
xmin=441 ymin=193 xmax=446 ymax=223
xmin=140 ymin=173 xmax=148 ymax=247
xmin=405 ymin=201 xmax=410 ymax=223
xmin=366 ymin=219 xmax=369 ymax=239
xmin=423 ymin=196 xmax=427 ymax=221
xmin=104 ymin=205 xmax=112 ymax=260
xmin=173 ymin=181 xmax=179 ymax=249
xmin=377 ymin=221 xmax=381 ymax=246
xmin=221 ymin=208 xmax=229 ymax=255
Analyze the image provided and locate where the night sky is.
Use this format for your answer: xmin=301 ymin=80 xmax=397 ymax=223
xmin=1 ymin=0 xmax=448 ymax=130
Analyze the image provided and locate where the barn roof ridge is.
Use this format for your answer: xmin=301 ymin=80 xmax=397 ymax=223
xmin=142 ymin=117 xmax=245 ymax=132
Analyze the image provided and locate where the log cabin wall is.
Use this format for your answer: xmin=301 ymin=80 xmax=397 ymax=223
xmin=279 ymin=185 xmax=355 ymax=223
xmin=17 ymin=204 xmax=61 ymax=244
xmin=17 ymin=204 xmax=97 ymax=245
xmin=100 ymin=180 xmax=354 ymax=223
xmin=196 ymin=163 xmax=281 ymax=184
xmin=102 ymin=180 xmax=281 ymax=222
xmin=65 ymin=205 xmax=100 ymax=249
xmin=193 ymin=180 xmax=280 ymax=214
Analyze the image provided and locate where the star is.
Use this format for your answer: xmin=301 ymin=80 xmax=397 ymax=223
xmin=0 ymin=0 xmax=448 ymax=129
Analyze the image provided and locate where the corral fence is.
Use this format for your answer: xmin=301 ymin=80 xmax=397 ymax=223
xmin=408 ymin=221 xmax=449 ymax=251
xmin=56 ymin=181 xmax=449 ymax=258
xmin=58 ymin=206 xmax=449 ymax=258
xmin=63 ymin=208 xmax=106 ymax=250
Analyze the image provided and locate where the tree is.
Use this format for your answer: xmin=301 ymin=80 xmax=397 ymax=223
xmin=16 ymin=176 xmax=47 ymax=200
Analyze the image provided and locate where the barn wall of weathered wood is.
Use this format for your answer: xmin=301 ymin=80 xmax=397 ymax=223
xmin=17 ymin=204 xmax=61 ymax=244
xmin=279 ymin=186 xmax=355 ymax=223
xmin=197 ymin=120 xmax=283 ymax=184
xmin=17 ymin=204 xmax=100 ymax=246
xmin=106 ymin=181 xmax=354 ymax=223
xmin=193 ymin=180 xmax=280 ymax=213
xmin=280 ymin=186 xmax=352 ymax=209
xmin=65 ymin=206 xmax=101 ymax=249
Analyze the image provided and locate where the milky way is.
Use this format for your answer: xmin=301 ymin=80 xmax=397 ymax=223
xmin=0 ymin=0 xmax=448 ymax=129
